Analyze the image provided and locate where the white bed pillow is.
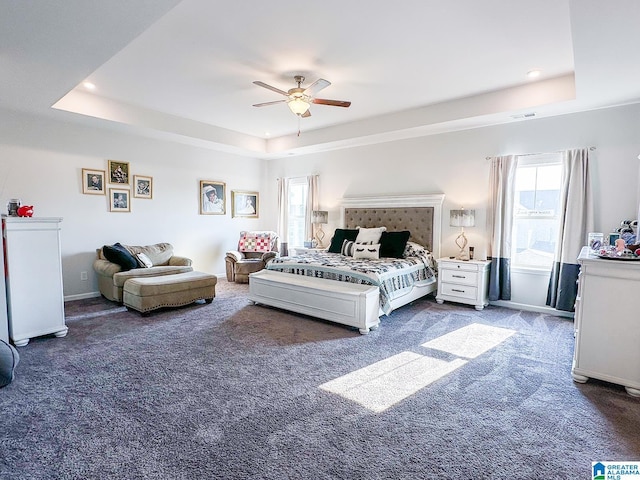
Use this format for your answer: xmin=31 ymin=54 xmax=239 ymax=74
xmin=353 ymin=243 xmax=380 ymax=260
xmin=355 ymin=226 xmax=386 ymax=245
xmin=136 ymin=252 xmax=153 ymax=268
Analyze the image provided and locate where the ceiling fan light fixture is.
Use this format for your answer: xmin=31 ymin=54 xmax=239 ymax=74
xmin=287 ymin=97 xmax=310 ymax=115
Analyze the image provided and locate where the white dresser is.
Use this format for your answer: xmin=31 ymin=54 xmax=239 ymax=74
xmin=2 ymin=216 xmax=67 ymax=347
xmin=573 ymin=246 xmax=640 ymax=396
xmin=0 ymin=231 xmax=7 ymax=344
xmin=435 ymin=258 xmax=491 ymax=310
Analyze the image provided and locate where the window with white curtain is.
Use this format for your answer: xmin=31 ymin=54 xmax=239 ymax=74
xmin=511 ymin=153 xmax=563 ymax=269
xmin=287 ymin=177 xmax=309 ymax=247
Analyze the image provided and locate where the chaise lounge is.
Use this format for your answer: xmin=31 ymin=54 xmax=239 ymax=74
xmin=93 ymin=242 xmax=194 ymax=302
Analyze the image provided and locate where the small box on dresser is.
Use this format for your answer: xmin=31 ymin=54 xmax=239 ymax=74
xmin=436 ymin=258 xmax=491 ymax=310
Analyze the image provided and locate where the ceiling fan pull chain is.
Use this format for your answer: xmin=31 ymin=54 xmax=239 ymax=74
xmin=297 ymin=115 xmax=301 ymax=137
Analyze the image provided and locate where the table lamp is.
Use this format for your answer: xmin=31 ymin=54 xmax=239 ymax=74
xmin=450 ymin=208 xmax=475 ymax=260
xmin=312 ymin=210 xmax=328 ymax=248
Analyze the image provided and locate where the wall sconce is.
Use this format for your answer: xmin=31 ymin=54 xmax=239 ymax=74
xmin=450 ymin=208 xmax=475 ymax=260
xmin=312 ymin=210 xmax=328 ymax=247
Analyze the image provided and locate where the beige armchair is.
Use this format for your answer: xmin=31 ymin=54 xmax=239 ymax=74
xmin=225 ymin=231 xmax=278 ymax=283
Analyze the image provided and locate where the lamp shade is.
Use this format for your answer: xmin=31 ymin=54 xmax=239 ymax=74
xmin=288 ymin=98 xmax=310 ymax=115
xmin=312 ymin=210 xmax=328 ymax=224
xmin=450 ymin=209 xmax=475 ymax=227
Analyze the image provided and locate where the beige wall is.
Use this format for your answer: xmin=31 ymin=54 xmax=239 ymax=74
xmin=266 ymin=103 xmax=640 ymax=307
xmin=0 ymin=110 xmax=269 ymax=299
xmin=1 ymin=103 xmax=639 ymax=306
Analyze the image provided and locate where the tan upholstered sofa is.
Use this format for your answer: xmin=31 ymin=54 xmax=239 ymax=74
xmin=94 ymin=242 xmax=193 ymax=302
xmin=225 ymin=231 xmax=278 ymax=283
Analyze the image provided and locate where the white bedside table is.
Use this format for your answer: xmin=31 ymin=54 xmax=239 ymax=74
xmin=436 ymin=258 xmax=491 ymax=310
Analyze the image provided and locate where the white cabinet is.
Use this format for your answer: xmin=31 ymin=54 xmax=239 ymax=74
xmin=435 ymin=258 xmax=491 ymax=310
xmin=2 ymin=216 xmax=67 ymax=347
xmin=0 ymin=232 xmax=7 ymax=344
xmin=572 ymin=247 xmax=640 ymax=397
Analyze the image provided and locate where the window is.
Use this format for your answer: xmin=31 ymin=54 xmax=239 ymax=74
xmin=287 ymin=177 xmax=308 ymax=247
xmin=511 ymin=154 xmax=562 ymax=269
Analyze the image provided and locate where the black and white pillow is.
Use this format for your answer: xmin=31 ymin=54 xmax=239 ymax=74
xmin=341 ymin=239 xmax=355 ymax=256
xmin=353 ymin=243 xmax=381 ymax=260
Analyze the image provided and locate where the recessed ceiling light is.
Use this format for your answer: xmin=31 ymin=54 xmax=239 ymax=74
xmin=83 ymin=82 xmax=96 ymax=90
xmin=527 ymin=70 xmax=541 ymax=79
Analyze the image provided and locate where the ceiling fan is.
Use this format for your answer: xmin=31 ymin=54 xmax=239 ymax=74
xmin=252 ymin=75 xmax=351 ymax=117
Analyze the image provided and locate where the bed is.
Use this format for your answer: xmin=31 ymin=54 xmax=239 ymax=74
xmin=248 ymin=194 xmax=444 ymax=333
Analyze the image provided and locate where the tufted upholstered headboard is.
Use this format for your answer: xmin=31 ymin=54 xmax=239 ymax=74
xmin=340 ymin=194 xmax=445 ymax=258
xmin=344 ymin=207 xmax=434 ymax=251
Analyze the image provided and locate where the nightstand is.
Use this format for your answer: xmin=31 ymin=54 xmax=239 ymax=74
xmin=436 ymin=258 xmax=491 ymax=310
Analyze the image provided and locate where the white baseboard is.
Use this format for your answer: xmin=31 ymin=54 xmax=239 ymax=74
xmin=489 ymin=300 xmax=574 ymax=319
xmin=64 ymin=291 xmax=101 ymax=302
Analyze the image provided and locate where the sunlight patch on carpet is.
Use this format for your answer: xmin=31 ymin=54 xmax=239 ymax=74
xmin=319 ymin=352 xmax=467 ymax=413
xmin=421 ymin=323 xmax=516 ymax=358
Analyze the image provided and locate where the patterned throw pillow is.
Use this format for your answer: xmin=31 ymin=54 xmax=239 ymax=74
xmin=341 ymin=239 xmax=355 ymax=256
xmin=238 ymin=232 xmax=273 ymax=253
xmin=355 ymin=226 xmax=386 ymax=245
xmin=353 ymin=243 xmax=381 ymax=260
xmin=403 ymin=241 xmax=428 ymax=258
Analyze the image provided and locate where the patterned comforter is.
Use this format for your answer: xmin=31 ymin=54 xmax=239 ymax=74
xmin=267 ymin=251 xmax=437 ymax=314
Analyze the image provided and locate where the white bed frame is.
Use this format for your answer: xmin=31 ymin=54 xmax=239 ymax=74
xmin=248 ymin=194 xmax=444 ymax=334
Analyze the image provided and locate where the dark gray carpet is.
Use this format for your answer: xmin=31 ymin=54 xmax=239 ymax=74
xmin=1 ymin=279 xmax=638 ymax=479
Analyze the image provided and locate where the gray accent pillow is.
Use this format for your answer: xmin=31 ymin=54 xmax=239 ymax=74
xmin=0 ymin=339 xmax=20 ymax=388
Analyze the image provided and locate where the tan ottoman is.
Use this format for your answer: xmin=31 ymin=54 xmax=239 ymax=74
xmin=123 ymin=271 xmax=217 ymax=315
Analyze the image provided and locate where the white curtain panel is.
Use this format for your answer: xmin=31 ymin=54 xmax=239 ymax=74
xmin=547 ymin=148 xmax=593 ymax=311
xmin=305 ymin=175 xmax=319 ymax=243
xmin=487 ymin=155 xmax=518 ymax=301
xmin=276 ymin=177 xmax=290 ymax=256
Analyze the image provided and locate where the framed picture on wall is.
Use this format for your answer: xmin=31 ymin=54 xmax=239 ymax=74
xmin=108 ymin=160 xmax=130 ymax=185
xmin=134 ymin=175 xmax=153 ymax=199
xmin=109 ymin=188 xmax=130 ymax=212
xmin=232 ymin=191 xmax=258 ymax=218
xmin=199 ymin=180 xmax=226 ymax=215
xmin=82 ymin=168 xmax=106 ymax=195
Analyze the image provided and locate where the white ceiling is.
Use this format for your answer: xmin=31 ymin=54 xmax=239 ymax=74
xmin=2 ymin=0 xmax=639 ymax=158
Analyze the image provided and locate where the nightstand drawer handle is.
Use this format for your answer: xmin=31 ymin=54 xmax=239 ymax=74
xmin=452 ymin=288 xmax=466 ymax=293
xmin=452 ymin=274 xmax=466 ymax=278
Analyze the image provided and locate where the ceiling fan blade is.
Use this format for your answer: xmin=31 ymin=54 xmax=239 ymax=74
xmin=312 ymin=98 xmax=351 ymax=107
xmin=253 ymin=81 xmax=288 ymax=96
xmin=253 ymin=100 xmax=287 ymax=107
xmin=301 ymin=110 xmax=311 ymax=118
xmin=303 ymin=78 xmax=330 ymax=97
